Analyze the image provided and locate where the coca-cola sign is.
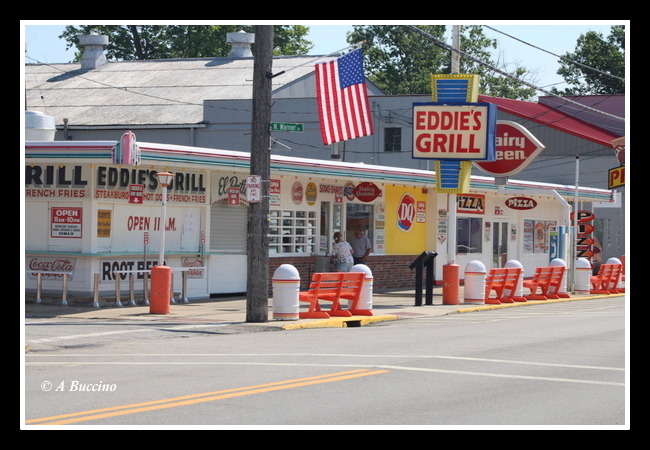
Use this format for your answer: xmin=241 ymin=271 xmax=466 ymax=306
xmin=474 ymin=121 xmax=545 ymax=177
xmin=27 ymin=257 xmax=76 ymax=279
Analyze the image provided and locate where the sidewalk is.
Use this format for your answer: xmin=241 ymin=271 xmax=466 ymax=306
xmin=23 ymin=286 xmax=616 ymax=331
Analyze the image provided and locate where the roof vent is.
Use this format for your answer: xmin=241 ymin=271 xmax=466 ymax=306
xmin=226 ymin=30 xmax=255 ymax=58
xmin=80 ymin=33 xmax=109 ymax=69
xmin=25 ymin=110 xmax=56 ymax=141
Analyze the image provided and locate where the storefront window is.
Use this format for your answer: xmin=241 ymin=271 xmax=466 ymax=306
xmin=457 ymin=217 xmax=482 ymax=254
xmin=269 ymin=210 xmax=317 ymax=254
xmin=320 ymin=202 xmax=330 ymax=254
xmin=523 ymin=219 xmax=555 ymax=253
xmin=346 ymin=204 xmax=374 ymax=244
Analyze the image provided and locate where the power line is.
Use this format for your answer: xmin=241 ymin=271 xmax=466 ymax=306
xmin=483 ymin=25 xmax=625 ymax=83
xmin=404 ymin=25 xmax=624 ymax=123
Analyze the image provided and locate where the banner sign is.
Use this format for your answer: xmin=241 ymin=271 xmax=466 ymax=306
xmin=25 ymin=164 xmax=207 ymax=204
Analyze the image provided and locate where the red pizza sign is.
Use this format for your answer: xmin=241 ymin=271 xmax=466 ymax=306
xmin=505 ymin=196 xmax=537 ymax=210
xmin=474 ymin=121 xmax=544 ymax=177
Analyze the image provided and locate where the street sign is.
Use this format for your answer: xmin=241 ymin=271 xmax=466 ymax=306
xmin=270 ymin=122 xmax=303 ymax=132
xmin=246 ymin=175 xmax=261 ymax=203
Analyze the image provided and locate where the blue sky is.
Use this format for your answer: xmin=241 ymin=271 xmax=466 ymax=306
xmin=22 ymin=21 xmax=625 ymax=91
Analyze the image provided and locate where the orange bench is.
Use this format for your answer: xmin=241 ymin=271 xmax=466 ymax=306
xmin=298 ymin=272 xmax=365 ymax=319
xmin=324 ymin=272 xmax=366 ymax=317
xmin=523 ymin=265 xmax=569 ymax=300
xmin=484 ymin=267 xmax=522 ymax=304
xmin=590 ymin=263 xmax=624 ymax=294
xmin=613 ymin=256 xmax=626 ymax=293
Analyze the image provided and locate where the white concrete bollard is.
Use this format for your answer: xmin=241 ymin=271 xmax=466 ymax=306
xmin=464 ymin=260 xmax=487 ymax=304
xmin=504 ymin=260 xmax=526 ymax=302
xmin=574 ymin=258 xmax=592 ymax=294
xmin=349 ymin=264 xmax=373 ymax=315
xmin=272 ymin=264 xmax=301 ymax=320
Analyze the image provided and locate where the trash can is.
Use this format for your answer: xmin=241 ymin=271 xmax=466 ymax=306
xmin=349 ymin=264 xmax=373 ymax=315
xmin=272 ymin=264 xmax=301 ymax=320
xmin=314 ymin=255 xmax=331 ymax=273
xmin=574 ymin=258 xmax=592 ymax=294
xmin=442 ymin=264 xmax=460 ymax=305
xmin=504 ymin=259 xmax=526 ymax=301
xmin=549 ymin=258 xmax=570 ymax=298
xmin=150 ymin=265 xmax=171 ymax=314
xmin=464 ymin=260 xmax=486 ymax=304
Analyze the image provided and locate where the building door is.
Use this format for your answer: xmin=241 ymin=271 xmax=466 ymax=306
xmin=320 ymin=201 xmax=330 ymax=254
xmin=492 ymin=221 xmax=509 ymax=268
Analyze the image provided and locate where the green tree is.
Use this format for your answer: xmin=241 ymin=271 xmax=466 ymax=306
xmin=59 ymin=25 xmax=312 ymax=61
xmin=348 ymin=25 xmax=448 ymax=95
xmin=348 ymin=25 xmax=537 ymax=100
xmin=458 ymin=26 xmax=537 ymax=100
xmin=553 ymin=25 xmax=625 ymax=95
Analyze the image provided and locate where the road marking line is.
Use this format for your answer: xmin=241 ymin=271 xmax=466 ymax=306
xmin=26 ymin=369 xmax=389 ymax=425
xmin=377 ymin=365 xmax=624 ymax=386
xmin=26 ymin=353 xmax=624 ymax=372
xmin=26 ymin=324 xmax=228 ymax=344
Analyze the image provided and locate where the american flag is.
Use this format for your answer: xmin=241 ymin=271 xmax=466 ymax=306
xmin=315 ymin=49 xmax=374 ymax=146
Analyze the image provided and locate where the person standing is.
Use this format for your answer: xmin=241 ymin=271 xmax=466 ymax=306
xmin=350 ymin=228 xmax=371 ymax=265
xmin=332 ymin=232 xmax=354 ymax=272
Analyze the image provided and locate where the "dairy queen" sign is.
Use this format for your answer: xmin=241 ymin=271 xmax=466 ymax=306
xmin=474 ymin=121 xmax=545 ymax=177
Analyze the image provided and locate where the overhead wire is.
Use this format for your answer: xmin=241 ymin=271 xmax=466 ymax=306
xmin=404 ymin=25 xmax=625 ymax=123
xmin=482 ymin=25 xmax=625 ymax=83
xmin=25 ymin=27 xmax=624 ymax=164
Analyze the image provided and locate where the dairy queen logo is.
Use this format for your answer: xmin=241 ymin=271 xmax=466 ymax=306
xmin=397 ymin=193 xmax=416 ymax=231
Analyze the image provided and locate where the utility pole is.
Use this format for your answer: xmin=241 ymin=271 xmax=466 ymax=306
xmin=246 ymin=25 xmax=273 ymax=322
xmin=451 ymin=25 xmax=460 ymax=74
xmin=447 ymin=25 xmax=460 ymax=264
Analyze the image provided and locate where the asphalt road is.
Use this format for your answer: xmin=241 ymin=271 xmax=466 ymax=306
xmin=23 ymin=296 xmax=627 ymax=429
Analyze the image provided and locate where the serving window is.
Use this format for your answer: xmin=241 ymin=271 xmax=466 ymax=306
xmin=269 ymin=210 xmax=317 ymax=254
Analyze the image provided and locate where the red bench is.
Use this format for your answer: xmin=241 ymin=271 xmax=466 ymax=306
xmin=590 ymin=263 xmax=624 ymax=294
xmin=485 ymin=267 xmax=522 ymax=304
xmin=299 ymin=272 xmax=365 ymax=319
xmin=523 ymin=265 xmax=569 ymax=300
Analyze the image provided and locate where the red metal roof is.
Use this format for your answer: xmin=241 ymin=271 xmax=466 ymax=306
xmin=478 ymin=95 xmax=621 ymax=148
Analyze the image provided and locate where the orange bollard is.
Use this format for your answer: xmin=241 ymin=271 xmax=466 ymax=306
xmin=442 ymin=263 xmax=459 ymax=305
xmin=150 ymin=265 xmax=171 ymax=314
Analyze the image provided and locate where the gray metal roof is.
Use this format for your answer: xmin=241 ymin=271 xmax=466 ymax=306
xmin=25 ymin=55 xmax=367 ymax=127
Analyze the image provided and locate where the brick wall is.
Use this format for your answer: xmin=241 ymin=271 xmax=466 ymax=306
xmin=268 ymin=254 xmax=428 ymax=293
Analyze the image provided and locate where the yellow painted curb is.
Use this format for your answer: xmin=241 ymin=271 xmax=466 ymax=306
xmin=456 ymin=294 xmax=618 ymax=313
xmin=282 ymin=315 xmax=399 ymax=330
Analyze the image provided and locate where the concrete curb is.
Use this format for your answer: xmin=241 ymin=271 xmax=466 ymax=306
xmin=281 ymin=295 xmax=616 ymax=330
xmin=455 ymin=294 xmax=614 ymax=313
xmin=281 ymin=315 xmax=400 ymax=330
